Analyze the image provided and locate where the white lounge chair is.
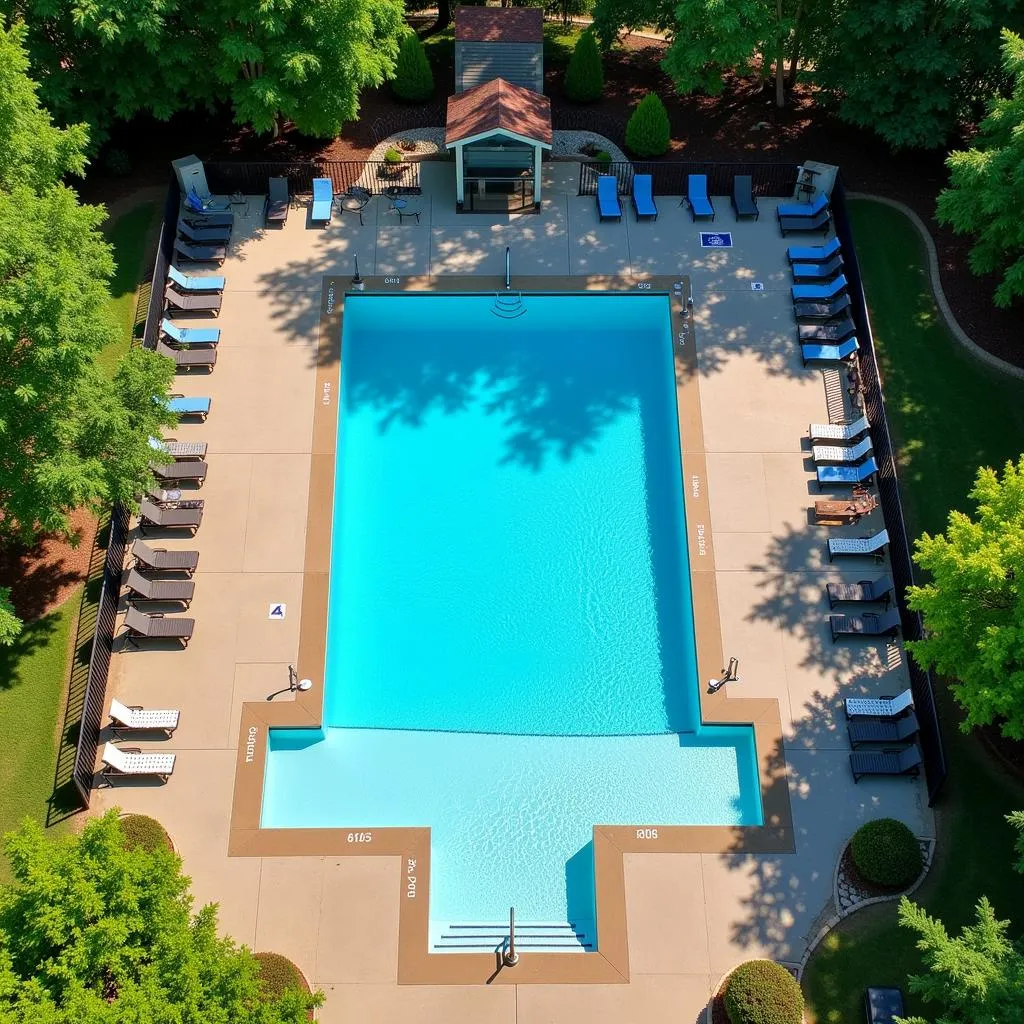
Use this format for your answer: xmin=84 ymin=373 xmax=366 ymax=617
xmin=109 ymin=697 xmax=180 ymax=737
xmin=809 ymin=415 xmax=869 ymax=443
xmin=845 ymin=687 xmax=914 ymax=719
xmin=827 ymin=529 xmax=890 ymax=562
xmin=100 ymin=742 xmax=176 ymax=782
xmin=812 ymin=435 xmax=874 ymax=464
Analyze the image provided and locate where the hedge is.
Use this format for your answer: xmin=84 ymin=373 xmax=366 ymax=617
xmin=850 ymin=818 xmax=922 ymax=889
xmin=625 ymin=93 xmax=670 ymax=158
xmin=118 ymin=814 xmax=172 ymax=853
xmin=724 ymin=960 xmax=804 ymax=1024
xmin=254 ymin=952 xmax=309 ymax=998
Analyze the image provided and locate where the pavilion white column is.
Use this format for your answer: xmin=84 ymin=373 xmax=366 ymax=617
xmin=533 ymin=144 xmax=543 ymax=207
xmin=454 ymin=144 xmax=465 ymax=208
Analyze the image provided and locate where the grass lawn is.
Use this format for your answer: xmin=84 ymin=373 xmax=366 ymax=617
xmin=801 ymin=199 xmax=1024 ymax=1023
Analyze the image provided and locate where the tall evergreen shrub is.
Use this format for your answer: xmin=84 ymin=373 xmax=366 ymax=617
xmin=625 ymin=92 xmax=670 ymax=157
xmin=564 ymin=31 xmax=603 ymax=102
xmin=392 ymin=31 xmax=434 ymax=102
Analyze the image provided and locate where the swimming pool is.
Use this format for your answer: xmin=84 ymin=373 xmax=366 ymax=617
xmin=262 ymin=292 xmax=761 ymax=948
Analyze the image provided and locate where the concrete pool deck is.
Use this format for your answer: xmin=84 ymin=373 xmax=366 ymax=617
xmin=98 ymin=163 xmax=934 ymax=1022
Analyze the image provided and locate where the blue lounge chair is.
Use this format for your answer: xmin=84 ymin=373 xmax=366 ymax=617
xmin=186 ymin=186 xmax=230 ymax=214
xmin=685 ymin=175 xmax=715 ymax=221
xmin=777 ymin=192 xmax=829 ymax=220
xmin=792 ymin=254 xmax=844 ymax=281
xmin=167 ymin=265 xmax=225 ymax=293
xmin=802 ymin=337 xmax=859 ymax=364
xmin=160 ymin=319 xmax=220 ymax=347
xmin=166 ymin=396 xmax=212 ymax=420
xmin=787 ymin=236 xmax=841 ymax=263
xmin=792 ymin=274 xmax=848 ymax=302
xmin=779 ymin=209 xmax=831 ymax=237
xmin=631 ymin=174 xmax=657 ymax=221
xmin=311 ymin=178 xmax=334 ymax=224
xmin=597 ymin=175 xmax=622 ymax=222
xmin=816 ymin=456 xmax=878 ymax=487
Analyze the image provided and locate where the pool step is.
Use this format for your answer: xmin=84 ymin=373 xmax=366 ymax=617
xmin=492 ymin=292 xmax=527 ymax=319
xmin=433 ymin=920 xmax=594 ymax=953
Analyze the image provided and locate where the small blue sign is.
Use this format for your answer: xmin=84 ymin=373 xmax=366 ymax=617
xmin=699 ymin=231 xmax=734 ymax=248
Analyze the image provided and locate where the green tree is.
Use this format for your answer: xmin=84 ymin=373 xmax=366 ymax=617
xmin=625 ymin=91 xmax=670 ymax=156
xmin=0 ymin=813 xmax=321 ymax=1022
xmin=392 ymin=29 xmax=434 ymax=102
xmin=897 ymin=896 xmax=1024 ymax=1024
xmin=907 ymin=456 xmax=1024 ymax=739
xmin=936 ymin=29 xmax=1024 ymax=308
xmin=1010 ymin=810 xmax=1024 ymax=872
xmin=591 ymin=0 xmax=677 ymax=49
xmin=0 ymin=588 xmax=21 ymax=646
xmin=564 ymin=30 xmax=603 ymax=101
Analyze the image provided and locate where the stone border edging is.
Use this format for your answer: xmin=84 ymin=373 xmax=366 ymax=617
xmin=846 ymin=193 xmax=1024 ymax=382
xmin=795 ymin=834 xmax=935 ymax=982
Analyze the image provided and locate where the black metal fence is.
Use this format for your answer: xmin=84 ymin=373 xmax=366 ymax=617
xmin=831 ymin=178 xmax=948 ymax=806
xmin=204 ymin=160 xmax=422 ymax=197
xmin=71 ymin=503 xmax=132 ymax=807
xmin=140 ymin=181 xmax=181 ymax=352
xmin=578 ymin=161 xmax=800 ymax=198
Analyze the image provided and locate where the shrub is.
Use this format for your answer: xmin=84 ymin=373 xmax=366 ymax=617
xmin=564 ymin=31 xmax=603 ymax=102
xmin=850 ymin=818 xmax=922 ymax=889
xmin=254 ymin=952 xmax=309 ymax=998
xmin=625 ymin=92 xmax=670 ymax=158
xmin=595 ymin=149 xmax=611 ymax=167
xmin=383 ymin=147 xmax=403 ymax=164
xmin=724 ymin=960 xmax=804 ymax=1024
xmin=392 ymin=31 xmax=434 ymax=103
xmin=118 ymin=814 xmax=172 ymax=853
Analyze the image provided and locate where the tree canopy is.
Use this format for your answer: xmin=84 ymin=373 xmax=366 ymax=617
xmin=0 ymin=813 xmax=321 ymax=1023
xmin=907 ymin=456 xmax=1024 ymax=739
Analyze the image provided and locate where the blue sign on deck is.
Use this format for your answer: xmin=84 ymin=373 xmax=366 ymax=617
xmin=699 ymin=231 xmax=734 ymax=248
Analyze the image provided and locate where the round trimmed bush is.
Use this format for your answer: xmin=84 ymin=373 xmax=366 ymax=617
xmin=724 ymin=960 xmax=804 ymax=1024
xmin=392 ymin=31 xmax=434 ymax=103
xmin=850 ymin=818 xmax=922 ymax=889
xmin=254 ymin=952 xmax=309 ymax=998
xmin=625 ymin=92 xmax=671 ymax=157
xmin=564 ymin=31 xmax=603 ymax=102
xmin=118 ymin=814 xmax=172 ymax=853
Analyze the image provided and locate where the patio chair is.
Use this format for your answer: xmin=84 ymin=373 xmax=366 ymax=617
xmin=812 ymin=435 xmax=874 ymax=464
xmin=850 ymin=745 xmax=922 ymax=783
xmin=827 ymin=529 xmax=890 ymax=562
xmin=166 ymin=396 xmax=211 ymax=420
xmin=685 ymin=174 xmax=715 ymax=221
xmin=787 ymin=236 xmax=841 ymax=264
xmin=826 ymin=574 xmax=894 ymax=608
xmin=816 ymin=455 xmax=878 ymax=487
xmin=109 ymin=697 xmax=180 ymax=738
xmin=731 ymin=175 xmax=758 ymax=220
xmin=123 ymin=567 xmax=195 ymax=606
xmin=793 ymin=294 xmax=851 ymax=321
xmin=386 ymin=190 xmax=422 ymax=224
xmin=848 ymin=711 xmax=919 ymax=749
xmin=829 ymin=608 xmax=901 ymax=641
xmin=339 ymin=186 xmax=372 ymax=225
xmin=131 ymin=539 xmax=199 ymax=575
xmin=809 ymin=415 xmax=869 ymax=443
xmin=148 ymin=436 xmax=208 ymax=459
xmin=792 ymin=274 xmax=849 ymax=302
xmin=174 ymin=239 xmax=227 ymax=265
xmin=802 ymin=337 xmax=859 ymax=365
xmin=146 ymin=486 xmax=202 ymax=507
xmin=164 ymin=286 xmax=222 ymax=315
xmin=799 ymin=318 xmax=856 ymax=343
xmin=156 ymin=339 xmax=217 ymax=372
xmin=149 ymin=460 xmax=208 ymax=485
xmin=792 ymin=254 xmax=844 ymax=281
xmin=160 ymin=319 xmax=220 ymax=347
xmin=311 ymin=177 xmax=334 ymax=225
xmin=101 ymin=742 xmax=176 ymax=782
xmin=778 ymin=209 xmax=831 ymax=237
xmin=596 ymin=175 xmax=622 ymax=222
xmin=121 ymin=606 xmax=195 ymax=648
xmin=777 ymin=192 xmax=830 ymax=220
xmin=845 ymin=687 xmax=913 ymax=719
xmin=180 ymin=211 xmax=234 ymax=230
xmin=178 ymin=219 xmax=231 ymax=245
xmin=186 ymin=186 xmax=231 ymax=213
xmin=138 ymin=499 xmax=203 ymax=535
xmin=167 ymin=266 xmax=225 ymax=293
xmin=631 ymin=174 xmax=658 ymax=221
xmin=265 ymin=176 xmax=290 ymax=226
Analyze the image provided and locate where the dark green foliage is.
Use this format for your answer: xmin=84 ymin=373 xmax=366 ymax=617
xmin=723 ymin=960 xmax=804 ymax=1024
xmin=254 ymin=953 xmax=309 ymax=998
xmin=851 ymin=818 xmax=922 ymax=889
xmin=595 ymin=150 xmax=611 ymax=166
xmin=564 ymin=31 xmax=603 ymax=102
xmin=625 ymin=92 xmax=670 ymax=157
xmin=392 ymin=30 xmax=435 ymax=102
xmin=384 ymin=147 xmax=403 ymax=164
xmin=118 ymin=814 xmax=172 ymax=853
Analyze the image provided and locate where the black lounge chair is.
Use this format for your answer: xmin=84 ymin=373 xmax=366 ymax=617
xmin=131 ymin=540 xmax=199 ymax=575
xmin=138 ymin=498 xmax=203 ymax=534
xmin=156 ymin=339 xmax=217 ymax=372
xmin=174 ymin=239 xmax=227 ymax=265
xmin=731 ymin=175 xmax=759 ymax=220
xmin=265 ymin=177 xmax=290 ymax=226
xmin=793 ymin=294 xmax=851 ymax=321
xmin=792 ymin=254 xmax=844 ymax=282
xmin=826 ymin=575 xmax=894 ymax=608
xmin=829 ymin=608 xmax=901 ymax=641
xmin=180 ymin=211 xmax=234 ymax=229
xmin=123 ymin=567 xmax=195 ymax=607
xmin=178 ymin=220 xmax=231 ymax=245
xmin=149 ymin=460 xmax=208 ymax=486
xmin=165 ymin=286 xmax=222 ymax=315
xmin=850 ymin=745 xmax=922 ymax=783
xmin=778 ymin=209 xmax=831 ymax=237
xmin=848 ymin=711 xmax=920 ymax=749
xmin=121 ymin=606 xmax=194 ymax=648
xmin=799 ymin=318 xmax=856 ymax=343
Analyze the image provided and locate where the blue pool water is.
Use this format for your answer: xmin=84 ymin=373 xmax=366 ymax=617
xmin=262 ymin=293 xmax=761 ymax=941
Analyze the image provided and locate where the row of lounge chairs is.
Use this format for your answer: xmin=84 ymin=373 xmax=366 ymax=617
xmin=789 ymin=236 xmax=860 ymax=367
xmin=596 ymin=174 xmax=658 ymax=222
xmin=101 ymin=698 xmax=180 ymax=784
xmin=165 ymin=264 xmax=225 ymax=316
xmin=683 ymin=174 xmax=761 ymax=222
xmin=596 ymin=173 xmax=764 ymax=224
xmin=844 ymin=688 xmax=922 ymax=781
xmin=777 ymin=191 xmax=832 ymax=236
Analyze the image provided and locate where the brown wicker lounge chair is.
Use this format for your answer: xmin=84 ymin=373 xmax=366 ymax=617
xmin=121 ymin=606 xmax=195 ymax=648
xmin=156 ymin=339 xmax=217 ymax=371
xmin=131 ymin=540 xmax=199 ymax=575
xmin=138 ymin=499 xmax=203 ymax=534
xmin=149 ymin=460 xmax=208 ymax=485
xmin=164 ymin=286 xmax=222 ymax=315
xmin=123 ymin=567 xmax=195 ymax=606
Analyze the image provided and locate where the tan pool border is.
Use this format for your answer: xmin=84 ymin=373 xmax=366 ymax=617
xmin=228 ymin=275 xmax=793 ymax=985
